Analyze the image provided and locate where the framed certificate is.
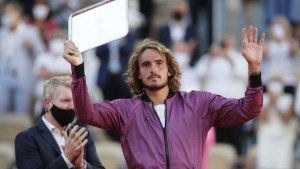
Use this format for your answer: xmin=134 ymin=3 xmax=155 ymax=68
xmin=68 ymin=0 xmax=129 ymax=53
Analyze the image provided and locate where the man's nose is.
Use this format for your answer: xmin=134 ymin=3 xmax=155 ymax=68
xmin=150 ymin=64 xmax=157 ymax=73
xmin=66 ymin=102 xmax=74 ymax=110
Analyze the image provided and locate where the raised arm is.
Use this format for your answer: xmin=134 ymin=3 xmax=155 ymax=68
xmin=242 ymin=25 xmax=265 ymax=74
xmin=207 ymin=26 xmax=265 ymax=127
xmin=62 ymin=41 xmax=121 ymax=131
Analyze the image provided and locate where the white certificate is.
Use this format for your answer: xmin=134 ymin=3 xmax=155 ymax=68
xmin=68 ymin=0 xmax=129 ymax=53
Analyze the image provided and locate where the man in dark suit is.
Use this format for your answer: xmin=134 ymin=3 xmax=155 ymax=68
xmin=157 ymin=0 xmax=198 ymax=66
xmin=15 ymin=76 xmax=105 ymax=169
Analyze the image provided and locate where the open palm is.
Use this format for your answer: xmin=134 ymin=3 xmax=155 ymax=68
xmin=242 ymin=26 xmax=265 ymax=73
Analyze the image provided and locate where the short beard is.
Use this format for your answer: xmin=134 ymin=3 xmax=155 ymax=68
xmin=144 ymin=81 xmax=168 ymax=91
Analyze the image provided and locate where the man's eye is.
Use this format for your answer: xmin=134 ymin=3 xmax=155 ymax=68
xmin=143 ymin=63 xmax=150 ymax=67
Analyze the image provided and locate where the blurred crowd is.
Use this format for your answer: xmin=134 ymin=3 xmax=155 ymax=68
xmin=1 ymin=0 xmax=300 ymax=169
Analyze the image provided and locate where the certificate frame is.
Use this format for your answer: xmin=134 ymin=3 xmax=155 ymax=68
xmin=68 ymin=0 xmax=129 ymax=53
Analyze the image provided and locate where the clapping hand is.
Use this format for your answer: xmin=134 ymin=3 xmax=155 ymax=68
xmin=62 ymin=125 xmax=88 ymax=164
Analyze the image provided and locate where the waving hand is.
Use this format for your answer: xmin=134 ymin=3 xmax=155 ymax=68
xmin=242 ymin=25 xmax=265 ymax=74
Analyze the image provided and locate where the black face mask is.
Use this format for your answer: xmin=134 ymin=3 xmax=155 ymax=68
xmin=50 ymin=104 xmax=75 ymax=127
xmin=172 ymin=11 xmax=183 ymax=21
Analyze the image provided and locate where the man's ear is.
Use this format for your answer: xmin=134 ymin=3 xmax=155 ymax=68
xmin=168 ymin=72 xmax=171 ymax=76
xmin=43 ymin=98 xmax=52 ymax=113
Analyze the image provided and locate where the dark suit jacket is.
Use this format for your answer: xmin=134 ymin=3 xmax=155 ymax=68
xmin=15 ymin=119 xmax=105 ymax=169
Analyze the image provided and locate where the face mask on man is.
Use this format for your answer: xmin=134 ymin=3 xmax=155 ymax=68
xmin=33 ymin=4 xmax=49 ymax=20
xmin=1 ymin=14 xmax=12 ymax=28
xmin=50 ymin=104 xmax=75 ymax=126
xmin=172 ymin=11 xmax=183 ymax=21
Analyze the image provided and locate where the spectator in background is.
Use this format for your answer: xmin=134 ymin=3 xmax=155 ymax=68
xmin=26 ymin=0 xmax=59 ymax=49
xmin=194 ymin=36 xmax=248 ymax=96
xmin=262 ymin=16 xmax=299 ymax=94
xmin=33 ymin=30 xmax=71 ymax=118
xmin=157 ymin=0 xmax=197 ymax=64
xmin=256 ymin=78 xmax=297 ymax=169
xmin=194 ymin=43 xmax=221 ymax=90
xmin=95 ymin=32 xmax=135 ymax=102
xmin=0 ymin=0 xmax=45 ymax=115
xmin=221 ymin=36 xmax=248 ymax=97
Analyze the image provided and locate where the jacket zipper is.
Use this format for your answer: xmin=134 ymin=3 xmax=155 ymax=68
xmin=152 ymin=103 xmax=170 ymax=169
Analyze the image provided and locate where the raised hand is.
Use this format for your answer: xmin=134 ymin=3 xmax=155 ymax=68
xmin=63 ymin=40 xmax=84 ymax=66
xmin=242 ymin=25 xmax=265 ymax=74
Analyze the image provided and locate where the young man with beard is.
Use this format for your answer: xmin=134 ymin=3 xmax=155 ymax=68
xmin=15 ymin=76 xmax=105 ymax=169
xmin=63 ymin=26 xmax=265 ymax=169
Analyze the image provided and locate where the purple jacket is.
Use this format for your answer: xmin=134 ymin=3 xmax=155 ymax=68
xmin=71 ymin=64 xmax=263 ymax=169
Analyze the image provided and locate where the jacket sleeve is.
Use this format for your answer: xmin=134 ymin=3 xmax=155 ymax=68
xmin=207 ymin=73 xmax=263 ymax=128
xmin=85 ymin=133 xmax=105 ymax=169
xmin=71 ymin=63 xmax=122 ymax=131
xmin=15 ymin=132 xmax=69 ymax=169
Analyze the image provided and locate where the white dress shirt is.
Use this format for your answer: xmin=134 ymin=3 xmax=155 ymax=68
xmin=154 ymin=104 xmax=166 ymax=128
xmin=42 ymin=116 xmax=74 ymax=168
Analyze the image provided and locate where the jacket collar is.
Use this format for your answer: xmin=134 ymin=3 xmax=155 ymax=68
xmin=37 ymin=118 xmax=61 ymax=154
xmin=140 ymin=91 xmax=175 ymax=102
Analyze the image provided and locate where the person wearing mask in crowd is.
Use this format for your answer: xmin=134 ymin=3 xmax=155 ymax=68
xmin=27 ymin=0 xmax=59 ymax=49
xmin=157 ymin=0 xmax=197 ymax=59
xmin=63 ymin=26 xmax=265 ymax=169
xmin=256 ymin=78 xmax=297 ymax=169
xmin=0 ymin=0 xmax=45 ymax=115
xmin=15 ymin=76 xmax=105 ymax=169
xmin=262 ymin=16 xmax=299 ymax=94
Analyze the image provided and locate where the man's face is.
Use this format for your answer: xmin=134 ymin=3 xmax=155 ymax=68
xmin=138 ymin=49 xmax=171 ymax=91
xmin=50 ymin=85 xmax=73 ymax=110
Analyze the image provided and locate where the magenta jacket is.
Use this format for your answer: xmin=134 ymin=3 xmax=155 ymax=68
xmin=71 ymin=64 xmax=263 ymax=169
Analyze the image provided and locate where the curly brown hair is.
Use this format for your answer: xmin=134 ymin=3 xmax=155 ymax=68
xmin=125 ymin=38 xmax=181 ymax=95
